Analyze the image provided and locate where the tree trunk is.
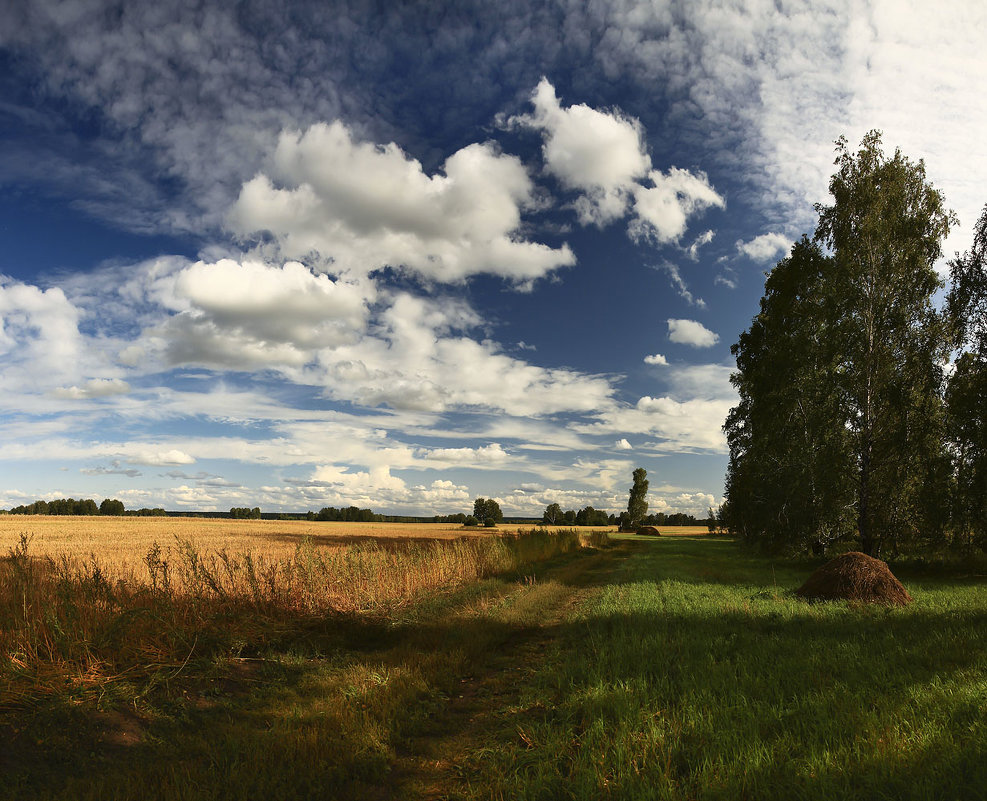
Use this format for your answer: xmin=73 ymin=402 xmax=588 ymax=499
xmin=858 ymin=439 xmax=874 ymax=556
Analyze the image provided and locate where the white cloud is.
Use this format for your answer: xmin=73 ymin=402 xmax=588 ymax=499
xmin=514 ymin=79 xmax=723 ymax=245
xmin=663 ymin=364 xmax=736 ymax=401
xmin=643 ymin=353 xmax=668 ymax=366
xmin=0 ymin=280 xmax=84 ymax=391
xmin=52 ymin=378 xmax=131 ymax=400
xmin=128 ymin=449 xmax=196 ymax=466
xmin=230 ymin=121 xmax=575 ymax=284
xmin=629 ymin=168 xmax=725 ymax=245
xmin=667 ymin=319 xmax=719 ymax=348
xmin=419 ymin=443 xmax=511 ymax=465
xmin=292 ymin=465 xmax=472 ymax=513
xmin=736 ymin=233 xmax=792 ymax=262
xmin=314 ymin=292 xmax=617 ymax=417
xmin=576 ymin=396 xmax=733 ymax=454
xmin=152 ymin=258 xmax=370 ymax=369
xmin=653 ymin=261 xmax=705 ymax=308
xmin=686 ymin=229 xmax=715 ymax=260
xmin=516 ymin=77 xmax=651 ymax=226
xmin=582 ymin=1 xmax=987 ymax=260
xmin=615 ymin=438 xmax=632 ymax=450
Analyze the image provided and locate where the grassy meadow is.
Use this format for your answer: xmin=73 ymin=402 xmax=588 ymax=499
xmin=1 ymin=523 xmax=984 ymax=799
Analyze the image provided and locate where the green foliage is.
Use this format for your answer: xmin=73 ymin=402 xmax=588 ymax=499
xmin=472 ymin=497 xmax=503 ymax=526
xmin=315 ymin=505 xmax=380 ymax=522
xmin=725 ymin=237 xmax=856 ymax=552
xmin=626 ymin=467 xmax=648 ymax=527
xmin=727 ymin=132 xmax=956 ymax=556
xmin=8 ymin=498 xmax=100 ymax=515
xmin=230 ymin=506 xmax=262 ymax=519
xmin=945 ymin=204 xmax=987 ymax=552
xmin=541 ymin=502 xmax=563 ymax=525
xmin=543 ymin=503 xmax=613 ymax=526
xmin=99 ymin=498 xmax=125 ymax=516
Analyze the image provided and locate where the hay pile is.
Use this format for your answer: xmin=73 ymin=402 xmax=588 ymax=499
xmin=795 ymin=551 xmax=912 ymax=606
xmin=637 ymin=526 xmax=661 ymax=536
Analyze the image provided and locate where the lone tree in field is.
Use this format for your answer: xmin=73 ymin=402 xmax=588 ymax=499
xmin=625 ymin=468 xmax=649 ymax=529
xmin=542 ymin=502 xmax=564 ymax=525
xmin=472 ymin=497 xmax=503 ymax=526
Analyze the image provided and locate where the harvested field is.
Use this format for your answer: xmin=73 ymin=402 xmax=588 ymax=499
xmin=640 ymin=525 xmax=709 ymax=537
xmin=0 ymin=517 xmax=585 ymax=576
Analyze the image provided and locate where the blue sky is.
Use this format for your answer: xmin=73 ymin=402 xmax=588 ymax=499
xmin=1 ymin=0 xmax=985 ymax=516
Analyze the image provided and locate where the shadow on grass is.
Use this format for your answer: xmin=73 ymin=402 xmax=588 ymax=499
xmin=5 ymin=537 xmax=985 ymax=800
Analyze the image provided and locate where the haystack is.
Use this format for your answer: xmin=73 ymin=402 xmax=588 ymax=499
xmin=637 ymin=526 xmax=661 ymax=536
xmin=795 ymin=551 xmax=912 ymax=606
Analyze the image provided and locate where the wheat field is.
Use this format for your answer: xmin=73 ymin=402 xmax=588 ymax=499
xmin=0 ymin=516 xmax=560 ymax=573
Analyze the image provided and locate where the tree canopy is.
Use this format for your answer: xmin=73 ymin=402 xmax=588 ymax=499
xmin=726 ymin=131 xmax=963 ymax=556
xmin=626 ymin=468 xmax=649 ymax=528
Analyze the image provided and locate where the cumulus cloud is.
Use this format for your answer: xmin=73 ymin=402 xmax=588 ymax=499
xmin=296 ymin=464 xmax=472 ymax=512
xmin=614 ymin=438 xmax=632 ymax=450
xmin=53 ymin=378 xmax=131 ymax=399
xmin=667 ymin=319 xmax=719 ymax=348
xmin=231 ymin=121 xmax=575 ymax=284
xmin=629 ymin=168 xmax=725 ymax=245
xmin=736 ymin=233 xmax=793 ymax=262
xmin=128 ymin=449 xmax=196 ymax=466
xmin=152 ymin=258 xmax=369 ymax=369
xmin=644 ymin=353 xmax=668 ymax=366
xmin=0 ymin=280 xmax=83 ymax=392
xmin=514 ymin=79 xmax=724 ymax=245
xmin=515 ymin=77 xmax=651 ymax=226
xmin=419 ymin=443 xmax=511 ymax=465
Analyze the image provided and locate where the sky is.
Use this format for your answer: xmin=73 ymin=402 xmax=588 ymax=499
xmin=1 ymin=0 xmax=986 ymax=517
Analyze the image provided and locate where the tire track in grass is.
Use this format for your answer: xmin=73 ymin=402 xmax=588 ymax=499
xmin=388 ymin=541 xmax=642 ymax=800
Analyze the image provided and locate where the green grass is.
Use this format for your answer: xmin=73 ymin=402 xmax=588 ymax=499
xmin=2 ymin=534 xmax=985 ymax=800
xmin=462 ymin=536 xmax=987 ymax=800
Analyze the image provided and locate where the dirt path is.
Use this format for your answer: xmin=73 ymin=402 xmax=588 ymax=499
xmin=387 ymin=542 xmax=637 ymax=800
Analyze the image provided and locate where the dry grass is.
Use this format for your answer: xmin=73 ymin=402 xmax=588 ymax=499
xmin=0 ymin=522 xmax=609 ymax=709
xmin=0 ymin=517 xmax=569 ymax=578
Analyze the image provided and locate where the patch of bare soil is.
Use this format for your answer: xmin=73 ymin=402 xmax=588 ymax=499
xmin=795 ymin=551 xmax=912 ymax=606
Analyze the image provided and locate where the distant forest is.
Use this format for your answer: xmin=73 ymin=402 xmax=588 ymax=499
xmin=2 ymin=499 xmax=709 ymax=526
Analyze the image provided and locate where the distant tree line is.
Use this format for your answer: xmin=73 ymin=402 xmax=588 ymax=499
xmin=4 ymin=498 xmax=170 ymax=517
xmin=229 ymin=507 xmax=262 ymax=519
xmin=542 ymin=500 xmax=708 ymax=528
xmin=724 ymin=131 xmax=987 ymax=557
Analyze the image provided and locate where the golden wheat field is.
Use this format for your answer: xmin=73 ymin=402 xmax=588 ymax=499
xmin=0 ymin=516 xmax=582 ymax=574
